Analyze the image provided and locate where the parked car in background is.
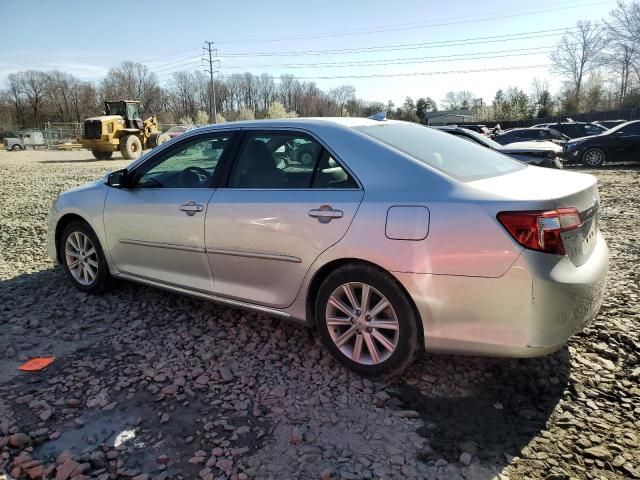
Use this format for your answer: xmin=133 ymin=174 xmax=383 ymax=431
xmin=435 ymin=126 xmax=564 ymax=168
xmin=47 ymin=118 xmax=608 ymax=377
xmin=594 ymin=120 xmax=627 ymax=129
xmin=458 ymin=124 xmax=492 ymax=136
xmin=495 ymin=127 xmax=570 ymax=146
xmin=165 ymin=125 xmax=198 ymax=139
xmin=564 ymin=119 xmax=640 ymax=167
xmin=534 ymin=122 xmax=608 ymax=139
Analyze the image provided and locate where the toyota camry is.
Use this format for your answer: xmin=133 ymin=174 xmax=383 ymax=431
xmin=47 ymin=118 xmax=609 ymax=377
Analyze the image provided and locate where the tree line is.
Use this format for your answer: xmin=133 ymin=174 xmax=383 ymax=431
xmin=0 ymin=64 xmax=380 ymax=129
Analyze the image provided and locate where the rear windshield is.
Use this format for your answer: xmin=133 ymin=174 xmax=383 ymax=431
xmin=355 ymin=122 xmax=525 ymax=182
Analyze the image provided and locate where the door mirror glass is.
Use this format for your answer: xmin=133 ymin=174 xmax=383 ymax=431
xmin=107 ymin=169 xmax=127 ymax=188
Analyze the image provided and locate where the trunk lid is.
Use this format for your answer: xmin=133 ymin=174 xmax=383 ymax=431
xmin=469 ymin=166 xmax=600 ymax=266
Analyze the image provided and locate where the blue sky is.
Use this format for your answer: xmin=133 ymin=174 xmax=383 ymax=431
xmin=0 ymin=0 xmax=618 ymax=106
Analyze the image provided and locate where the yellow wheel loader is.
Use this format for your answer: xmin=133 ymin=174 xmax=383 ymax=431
xmin=79 ymin=100 xmax=171 ymax=160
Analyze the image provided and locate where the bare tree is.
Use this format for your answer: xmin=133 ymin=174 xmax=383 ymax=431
xmin=441 ymin=91 xmax=459 ymax=110
xmin=551 ymin=21 xmax=606 ymax=103
xmin=531 ymin=77 xmax=553 ymax=116
xmin=329 ymin=85 xmax=356 ymax=116
xmin=604 ymin=2 xmax=640 ymax=102
xmin=101 ymin=62 xmax=161 ymax=114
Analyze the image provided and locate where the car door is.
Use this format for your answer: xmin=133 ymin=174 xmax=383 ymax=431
xmin=609 ymin=122 xmax=640 ymax=160
xmin=103 ymin=132 xmax=235 ymax=292
xmin=205 ymin=130 xmax=364 ymax=308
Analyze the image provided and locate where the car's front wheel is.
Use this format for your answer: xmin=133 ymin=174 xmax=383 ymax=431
xmin=60 ymin=221 xmax=111 ymax=292
xmin=582 ymin=147 xmax=606 ymax=167
xmin=315 ymin=264 xmax=419 ymax=377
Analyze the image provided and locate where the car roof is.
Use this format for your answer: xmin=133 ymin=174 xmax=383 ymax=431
xmin=194 ymin=117 xmax=387 ymax=133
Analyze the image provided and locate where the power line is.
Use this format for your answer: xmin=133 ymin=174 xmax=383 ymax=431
xmin=147 ymin=56 xmax=202 ymax=71
xmin=150 ymin=60 xmax=202 ymax=74
xmin=216 ymin=0 xmax=614 ymax=44
xmin=220 ymin=25 xmax=591 ymax=58
xmin=216 ymin=64 xmax=550 ymax=80
xmin=222 ymin=48 xmax=555 ymax=69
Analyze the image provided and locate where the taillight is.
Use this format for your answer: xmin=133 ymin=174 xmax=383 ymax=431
xmin=497 ymin=208 xmax=582 ymax=255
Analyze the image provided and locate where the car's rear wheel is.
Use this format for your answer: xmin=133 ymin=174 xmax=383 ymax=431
xmin=60 ymin=221 xmax=111 ymax=292
xmin=582 ymin=147 xmax=606 ymax=167
xmin=315 ymin=264 xmax=419 ymax=377
xmin=11 ymin=144 xmax=21 ymax=151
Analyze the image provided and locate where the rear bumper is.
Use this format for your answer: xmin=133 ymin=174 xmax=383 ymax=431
xmin=393 ymin=232 xmax=608 ymax=357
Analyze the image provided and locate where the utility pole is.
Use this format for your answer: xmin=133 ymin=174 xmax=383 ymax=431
xmin=203 ymin=41 xmax=220 ymax=124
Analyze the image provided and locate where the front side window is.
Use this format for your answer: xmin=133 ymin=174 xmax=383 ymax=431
xmin=133 ymin=135 xmax=231 ymax=188
xmin=228 ymin=132 xmax=358 ymax=189
xmin=359 ymin=123 xmax=524 ymax=182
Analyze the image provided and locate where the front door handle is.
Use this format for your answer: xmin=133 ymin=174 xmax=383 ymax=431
xmin=308 ymin=205 xmax=343 ymax=223
xmin=180 ymin=200 xmax=204 ymax=216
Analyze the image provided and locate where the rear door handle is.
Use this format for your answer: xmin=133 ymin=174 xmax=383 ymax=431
xmin=180 ymin=200 xmax=204 ymax=216
xmin=308 ymin=205 xmax=343 ymax=222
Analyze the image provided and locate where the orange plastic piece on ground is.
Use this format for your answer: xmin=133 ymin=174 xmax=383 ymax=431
xmin=18 ymin=357 xmax=55 ymax=371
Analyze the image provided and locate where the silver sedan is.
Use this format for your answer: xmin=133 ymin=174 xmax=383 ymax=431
xmin=47 ymin=118 xmax=609 ymax=377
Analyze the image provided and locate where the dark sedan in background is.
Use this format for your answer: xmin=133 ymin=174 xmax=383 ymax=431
xmin=495 ymin=127 xmax=570 ymax=146
xmin=564 ymin=120 xmax=640 ymax=167
xmin=435 ymin=126 xmax=563 ymax=168
xmin=533 ymin=121 xmax=608 ymax=139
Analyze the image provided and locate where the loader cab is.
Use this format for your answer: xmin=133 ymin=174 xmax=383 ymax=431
xmin=105 ymin=101 xmax=142 ymax=129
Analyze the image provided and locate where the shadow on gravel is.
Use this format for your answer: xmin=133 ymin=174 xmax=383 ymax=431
xmin=389 ymin=350 xmax=570 ymax=477
xmin=37 ymin=158 xmax=116 ymax=164
xmin=566 ymin=162 xmax=640 ymax=171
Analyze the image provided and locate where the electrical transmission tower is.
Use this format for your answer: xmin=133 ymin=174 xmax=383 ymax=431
xmin=203 ymin=41 xmax=220 ymax=124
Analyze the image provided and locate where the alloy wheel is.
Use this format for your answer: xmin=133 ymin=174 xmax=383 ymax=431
xmin=65 ymin=231 xmax=98 ymax=286
xmin=301 ymin=151 xmax=313 ymax=165
xmin=325 ymin=282 xmax=400 ymax=365
xmin=584 ymin=149 xmax=604 ymax=166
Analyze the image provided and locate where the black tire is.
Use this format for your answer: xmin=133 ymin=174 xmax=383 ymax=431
xmin=119 ymin=135 xmax=142 ymax=160
xmin=156 ymin=132 xmax=171 ymax=146
xmin=582 ymin=147 xmax=606 ymax=167
xmin=11 ymin=144 xmax=21 ymax=151
xmin=60 ymin=221 xmax=112 ymax=293
xmin=92 ymin=150 xmax=113 ymax=160
xmin=315 ymin=264 xmax=419 ymax=378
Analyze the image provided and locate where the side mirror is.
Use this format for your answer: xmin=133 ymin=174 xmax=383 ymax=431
xmin=107 ymin=169 xmax=128 ymax=188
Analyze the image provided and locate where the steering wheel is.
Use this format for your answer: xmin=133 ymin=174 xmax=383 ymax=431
xmin=178 ymin=166 xmax=211 ymax=187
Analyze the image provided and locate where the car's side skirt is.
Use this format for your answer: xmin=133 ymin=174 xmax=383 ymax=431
xmin=115 ymin=272 xmax=292 ymax=319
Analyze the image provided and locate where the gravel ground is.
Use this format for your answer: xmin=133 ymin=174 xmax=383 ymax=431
xmin=0 ymin=149 xmax=638 ymax=480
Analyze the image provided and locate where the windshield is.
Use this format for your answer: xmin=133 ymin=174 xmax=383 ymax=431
xmin=105 ymin=102 xmax=126 ymax=116
xmin=457 ymin=128 xmax=504 ymax=149
xmin=355 ymin=122 xmax=525 ymax=182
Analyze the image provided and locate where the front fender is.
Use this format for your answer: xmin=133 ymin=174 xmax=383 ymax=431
xmin=47 ymin=181 xmax=112 ymax=269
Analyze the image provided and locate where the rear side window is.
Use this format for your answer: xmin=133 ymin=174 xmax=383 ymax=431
xmin=356 ymin=123 xmax=525 ymax=182
xmin=228 ymin=132 xmax=358 ymax=189
xmin=585 ymin=124 xmax=606 ymax=135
